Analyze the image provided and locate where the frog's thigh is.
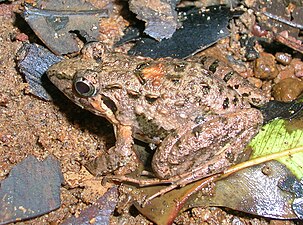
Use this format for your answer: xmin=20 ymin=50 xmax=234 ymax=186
xmin=152 ymin=108 xmax=263 ymax=179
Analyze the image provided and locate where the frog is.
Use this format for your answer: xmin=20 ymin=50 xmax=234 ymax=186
xmin=47 ymin=42 xmax=269 ymax=181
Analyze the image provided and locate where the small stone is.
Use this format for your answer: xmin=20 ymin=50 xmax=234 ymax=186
xmin=272 ymin=77 xmax=303 ymax=102
xmin=247 ymin=77 xmax=262 ymax=88
xmin=251 ymin=23 xmax=268 ymax=37
xmin=254 ymin=52 xmax=278 ymax=80
xmin=290 ymin=58 xmax=303 ymax=78
xmin=275 ymin=66 xmax=295 ymax=82
xmin=275 ymin=52 xmax=292 ymax=65
xmin=0 ymin=93 xmax=9 ymax=107
xmin=16 ymin=33 xmax=29 ymax=41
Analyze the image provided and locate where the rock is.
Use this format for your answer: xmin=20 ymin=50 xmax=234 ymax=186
xmin=254 ymin=52 xmax=278 ymax=80
xmin=0 ymin=155 xmax=63 ymax=224
xmin=272 ymin=77 xmax=303 ymax=102
xmin=275 ymin=52 xmax=292 ymax=65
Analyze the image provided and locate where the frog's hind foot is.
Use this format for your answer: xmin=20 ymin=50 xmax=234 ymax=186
xmin=105 ymin=174 xmax=172 ymax=187
xmin=141 ymin=173 xmax=221 ymax=206
xmin=106 ymin=171 xmax=221 ymax=207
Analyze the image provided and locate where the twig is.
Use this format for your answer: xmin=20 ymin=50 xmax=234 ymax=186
xmin=223 ymin=146 xmax=303 ymax=178
xmin=23 ymin=3 xmax=109 ymax=17
xmin=263 ymin=11 xmax=303 ymax=30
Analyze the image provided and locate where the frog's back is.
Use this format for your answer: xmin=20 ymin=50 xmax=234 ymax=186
xmin=100 ymin=54 xmax=249 ymax=113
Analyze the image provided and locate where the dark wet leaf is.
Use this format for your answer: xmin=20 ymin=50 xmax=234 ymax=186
xmin=22 ymin=0 xmax=110 ymax=55
xmin=255 ymin=0 xmax=302 ymax=36
xmin=259 ymin=98 xmax=303 ymax=123
xmin=292 ymin=6 xmax=303 ymax=28
xmin=184 ymin=161 xmax=299 ymax=219
xmin=120 ymin=181 xmax=205 ymax=225
xmin=278 ymin=173 xmax=303 ymax=219
xmin=118 ymin=5 xmax=235 ymax=58
xmin=61 ymin=186 xmax=118 ymax=225
xmin=0 ymin=155 xmax=63 ymax=225
xmin=129 ymin=0 xmax=180 ymax=40
xmin=16 ymin=43 xmax=62 ymax=100
xmin=122 ymin=162 xmax=299 ymax=223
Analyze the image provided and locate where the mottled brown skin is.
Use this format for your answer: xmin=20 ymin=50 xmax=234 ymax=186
xmin=47 ymin=45 xmax=267 ymax=179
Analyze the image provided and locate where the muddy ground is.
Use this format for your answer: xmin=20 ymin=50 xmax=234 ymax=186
xmin=0 ymin=0 xmax=302 ymax=224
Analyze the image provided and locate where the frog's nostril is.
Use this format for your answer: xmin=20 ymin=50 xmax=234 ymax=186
xmin=74 ymin=79 xmax=96 ymax=97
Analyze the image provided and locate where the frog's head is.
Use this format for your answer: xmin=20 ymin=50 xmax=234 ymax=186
xmin=47 ymin=58 xmax=118 ymax=121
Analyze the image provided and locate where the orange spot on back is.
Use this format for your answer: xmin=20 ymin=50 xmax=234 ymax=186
xmin=141 ymin=64 xmax=165 ymax=85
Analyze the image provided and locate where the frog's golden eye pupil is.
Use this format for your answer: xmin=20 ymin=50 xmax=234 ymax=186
xmin=74 ymin=79 xmax=96 ymax=97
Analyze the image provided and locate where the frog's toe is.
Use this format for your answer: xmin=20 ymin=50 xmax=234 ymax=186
xmin=84 ymin=154 xmax=111 ymax=176
xmin=85 ymin=151 xmax=139 ymax=176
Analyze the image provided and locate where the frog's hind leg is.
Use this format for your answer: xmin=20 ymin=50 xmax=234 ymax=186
xmin=152 ymin=108 xmax=263 ymax=180
xmin=194 ymin=56 xmax=270 ymax=106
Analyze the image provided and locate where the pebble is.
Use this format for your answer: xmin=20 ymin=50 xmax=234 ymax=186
xmin=275 ymin=52 xmax=292 ymax=65
xmin=275 ymin=66 xmax=295 ymax=82
xmin=272 ymin=77 xmax=303 ymax=102
xmin=251 ymin=23 xmax=268 ymax=37
xmin=291 ymin=58 xmax=303 ymax=78
xmin=254 ymin=52 xmax=278 ymax=80
xmin=247 ymin=77 xmax=263 ymax=88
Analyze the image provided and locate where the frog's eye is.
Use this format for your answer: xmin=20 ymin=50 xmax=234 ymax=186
xmin=73 ymin=77 xmax=96 ymax=97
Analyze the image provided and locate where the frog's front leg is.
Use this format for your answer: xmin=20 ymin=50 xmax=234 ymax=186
xmin=86 ymin=124 xmax=139 ymax=176
xmin=152 ymin=108 xmax=263 ymax=180
xmin=83 ymin=95 xmax=139 ymax=176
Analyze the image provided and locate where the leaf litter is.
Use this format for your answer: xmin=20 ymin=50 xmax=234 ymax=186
xmin=22 ymin=0 xmax=110 ymax=55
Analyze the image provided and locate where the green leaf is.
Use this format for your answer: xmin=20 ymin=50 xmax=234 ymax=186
xmin=249 ymin=118 xmax=303 ymax=179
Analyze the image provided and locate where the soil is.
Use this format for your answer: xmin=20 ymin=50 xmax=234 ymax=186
xmin=0 ymin=0 xmax=302 ymax=224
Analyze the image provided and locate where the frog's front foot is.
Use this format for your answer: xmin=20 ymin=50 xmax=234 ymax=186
xmin=85 ymin=125 xmax=139 ymax=176
xmin=85 ymin=147 xmax=138 ymax=176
